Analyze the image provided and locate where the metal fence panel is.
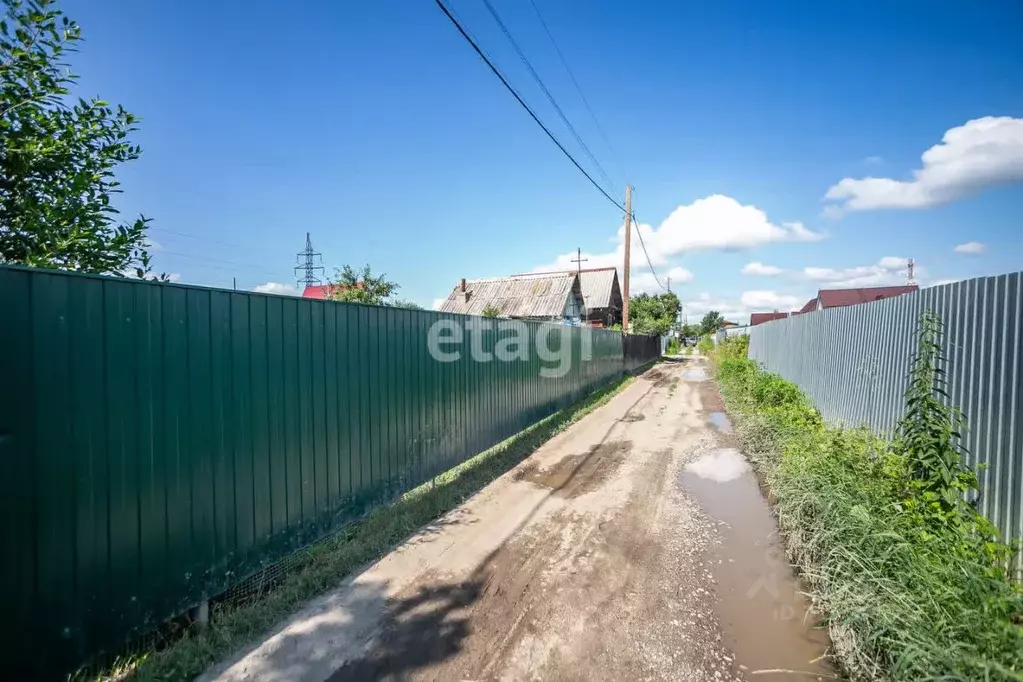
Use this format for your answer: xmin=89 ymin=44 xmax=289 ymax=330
xmin=0 ymin=265 xmax=631 ymax=678
xmin=748 ymin=273 xmax=1023 ymax=553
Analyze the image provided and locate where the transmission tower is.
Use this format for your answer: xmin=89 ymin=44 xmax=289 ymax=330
xmin=294 ymin=232 xmax=324 ymax=287
xmin=907 ymin=258 xmax=916 ymax=286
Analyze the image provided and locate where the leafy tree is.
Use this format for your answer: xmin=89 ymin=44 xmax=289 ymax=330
xmin=1 ymin=0 xmax=158 ymax=277
xmin=699 ymin=311 xmax=725 ymax=335
xmin=481 ymin=304 xmax=501 ymax=318
xmin=627 ymin=292 xmax=680 ymax=336
xmin=680 ymin=323 xmax=701 ymax=338
xmin=326 ymin=264 xmax=401 ymax=306
xmin=390 ymin=299 xmax=423 ymax=310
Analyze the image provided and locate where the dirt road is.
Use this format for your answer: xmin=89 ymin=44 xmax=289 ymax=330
xmin=201 ymin=359 xmax=831 ymax=682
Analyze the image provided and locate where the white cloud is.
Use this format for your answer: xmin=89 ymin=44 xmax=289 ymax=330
xmin=801 ymin=256 xmax=918 ymax=288
xmin=741 ymin=261 xmax=785 ymax=276
xmin=253 ymin=282 xmax=301 ymax=296
xmin=740 ymin=290 xmax=800 ymax=310
xmin=630 ymin=266 xmax=694 ymax=294
xmin=863 ymin=156 xmax=884 ymax=165
xmin=535 ymin=194 xmax=823 ymax=274
xmin=824 ymin=116 xmax=1023 ymax=214
xmin=432 ymin=297 xmax=447 ymax=310
xmin=954 ymin=241 xmax=986 ymax=254
xmin=928 ymin=277 xmax=964 ymax=288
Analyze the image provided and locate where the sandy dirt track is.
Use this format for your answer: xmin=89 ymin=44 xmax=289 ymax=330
xmin=200 ymin=359 xmax=830 ymax=682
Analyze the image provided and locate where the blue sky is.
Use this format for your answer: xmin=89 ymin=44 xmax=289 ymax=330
xmin=64 ymin=0 xmax=1023 ymax=320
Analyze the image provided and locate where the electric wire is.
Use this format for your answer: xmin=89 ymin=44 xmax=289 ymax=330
xmin=433 ymin=0 xmax=625 ymax=214
xmin=478 ymin=0 xmax=619 ymax=195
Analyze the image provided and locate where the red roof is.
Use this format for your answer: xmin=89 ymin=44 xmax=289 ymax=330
xmin=302 ymin=282 xmax=364 ymax=299
xmin=750 ymin=312 xmax=789 ymax=326
xmin=302 ymin=285 xmax=336 ymax=299
xmin=817 ymin=285 xmax=918 ymax=309
xmin=798 ymin=297 xmax=818 ymax=314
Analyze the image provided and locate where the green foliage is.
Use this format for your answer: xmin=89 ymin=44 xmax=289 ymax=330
xmin=714 ymin=321 xmax=1023 ymax=681
xmin=680 ymin=323 xmax=700 ymax=339
xmin=481 ymin=304 xmax=501 ymax=318
xmin=665 ymin=338 xmax=681 ymax=355
xmin=389 ymin=299 xmax=423 ymax=310
xmin=327 ymin=264 xmax=399 ymax=306
xmin=628 ymin=292 xmax=679 ymax=336
xmin=1 ymin=0 xmax=158 ymax=277
xmin=696 ymin=335 xmax=714 ymax=356
xmin=699 ymin=310 xmax=724 ymax=334
xmin=715 ymin=333 xmax=748 ymax=361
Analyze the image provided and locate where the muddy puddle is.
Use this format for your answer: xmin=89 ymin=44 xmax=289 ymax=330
xmin=681 ymin=448 xmax=832 ymax=680
xmin=683 ymin=367 xmax=708 ymax=382
xmin=708 ymin=411 xmax=733 ymax=434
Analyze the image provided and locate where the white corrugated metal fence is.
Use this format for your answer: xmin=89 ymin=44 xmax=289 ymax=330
xmin=749 ymin=272 xmax=1023 ymax=546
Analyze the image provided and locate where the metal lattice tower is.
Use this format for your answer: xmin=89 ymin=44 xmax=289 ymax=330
xmin=294 ymin=232 xmax=324 ymax=287
xmin=907 ymin=258 xmax=916 ymax=286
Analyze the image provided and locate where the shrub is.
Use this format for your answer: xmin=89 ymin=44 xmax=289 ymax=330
xmin=715 ymin=312 xmax=1023 ymax=681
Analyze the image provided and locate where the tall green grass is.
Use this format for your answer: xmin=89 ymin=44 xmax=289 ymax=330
xmin=714 ymin=327 xmax=1022 ymax=681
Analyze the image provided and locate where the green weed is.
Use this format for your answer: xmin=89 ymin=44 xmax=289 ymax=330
xmin=715 ymin=313 xmax=1023 ymax=681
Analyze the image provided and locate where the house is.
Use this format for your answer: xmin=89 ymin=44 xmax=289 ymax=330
xmin=302 ymin=284 xmax=339 ymax=299
xmin=438 ymin=273 xmax=585 ymax=323
xmin=721 ymin=320 xmax=740 ymax=328
xmin=513 ymin=267 xmax=623 ymax=327
xmin=750 ymin=311 xmax=790 ymax=326
xmin=800 ymin=285 xmax=919 ymax=312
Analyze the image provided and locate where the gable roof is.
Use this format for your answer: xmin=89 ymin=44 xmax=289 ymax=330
xmin=438 ymin=273 xmax=581 ymax=318
xmin=300 ymin=282 xmax=366 ymax=298
xmin=798 ymin=297 xmax=818 ymax=314
xmin=513 ymin=267 xmax=621 ymax=310
xmin=818 ymin=285 xmax=918 ymax=309
xmin=750 ymin=311 xmax=789 ymax=326
xmin=302 ymin=284 xmax=337 ymax=299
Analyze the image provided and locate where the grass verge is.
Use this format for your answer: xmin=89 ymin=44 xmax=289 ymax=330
xmin=712 ymin=336 xmax=1022 ymax=681
xmin=98 ymin=375 xmax=636 ymax=682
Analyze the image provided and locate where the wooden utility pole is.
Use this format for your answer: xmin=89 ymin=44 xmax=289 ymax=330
xmin=622 ymin=185 xmax=633 ymax=333
xmin=571 ymin=247 xmax=589 ymax=319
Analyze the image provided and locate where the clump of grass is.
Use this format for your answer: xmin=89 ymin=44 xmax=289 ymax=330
xmin=714 ymin=315 xmax=1023 ymax=681
xmin=93 ymin=376 xmax=635 ymax=682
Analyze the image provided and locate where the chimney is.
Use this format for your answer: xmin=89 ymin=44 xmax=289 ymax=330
xmin=460 ymin=278 xmax=466 ymax=292
xmin=461 ymin=278 xmax=470 ymax=303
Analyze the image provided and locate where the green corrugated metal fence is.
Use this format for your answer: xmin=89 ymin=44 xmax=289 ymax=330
xmin=0 ymin=265 xmax=646 ymax=678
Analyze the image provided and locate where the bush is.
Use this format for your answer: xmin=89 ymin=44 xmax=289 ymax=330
xmin=697 ymin=336 xmax=714 ymax=356
xmin=715 ymin=315 xmax=1023 ymax=681
xmin=666 ymin=338 xmax=681 ymax=355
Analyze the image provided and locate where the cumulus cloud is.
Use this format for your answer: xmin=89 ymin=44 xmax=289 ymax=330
xmin=253 ymin=282 xmax=301 ymax=296
xmin=741 ymin=261 xmax=785 ymax=276
xmin=536 ymin=195 xmax=822 ymax=273
xmin=432 ymin=297 xmax=447 ymax=310
xmin=630 ymin=266 xmax=694 ymax=294
xmin=801 ymin=256 xmax=917 ymax=288
xmin=824 ymin=116 xmax=1023 ymax=214
xmin=682 ymin=289 xmax=810 ymax=323
xmin=954 ymin=241 xmax=986 ymax=254
xmin=740 ymin=290 xmax=800 ymax=310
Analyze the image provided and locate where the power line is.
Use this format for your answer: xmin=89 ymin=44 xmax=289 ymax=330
xmin=478 ymin=0 xmax=619 ymax=195
xmin=630 ymin=210 xmax=669 ymax=293
xmin=434 ymin=0 xmax=625 ymax=214
xmin=159 ymin=250 xmax=292 ymax=279
xmin=526 ymin=0 xmax=627 ymax=182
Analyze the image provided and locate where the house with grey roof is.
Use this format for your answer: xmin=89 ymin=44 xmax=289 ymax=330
xmin=438 ymin=272 xmax=585 ymax=323
xmin=512 ymin=267 xmax=623 ymax=328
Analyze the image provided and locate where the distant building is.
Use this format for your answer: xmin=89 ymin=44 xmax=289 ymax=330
xmin=721 ymin=320 xmax=740 ymax=328
xmin=302 ymin=282 xmax=367 ymax=300
xmin=802 ymin=285 xmax=919 ymax=312
xmin=750 ymin=311 xmax=790 ymax=326
xmin=751 ymin=285 xmax=919 ymax=326
xmin=438 ymin=272 xmax=585 ymax=323
xmin=514 ymin=267 xmax=623 ymax=327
